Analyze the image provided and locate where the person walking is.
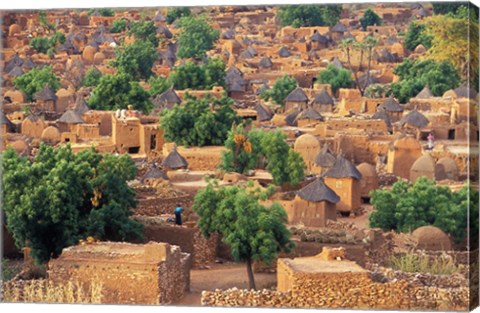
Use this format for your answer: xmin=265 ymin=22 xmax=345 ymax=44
xmin=174 ymin=204 xmax=183 ymax=226
xmin=427 ymin=133 xmax=435 ymax=150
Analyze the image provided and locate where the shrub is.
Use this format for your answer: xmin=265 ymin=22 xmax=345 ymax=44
xmin=389 ymin=253 xmax=458 ymax=275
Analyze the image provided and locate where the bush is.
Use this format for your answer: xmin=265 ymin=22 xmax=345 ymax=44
xmin=277 ymin=5 xmax=342 ymax=27
xmin=389 ymin=253 xmax=458 ymax=275
xmin=110 ymin=19 xmax=127 ymax=33
xmin=166 ymin=7 xmax=191 ymax=24
xmin=169 ymin=57 xmax=226 ymax=90
xmin=88 ymin=8 xmax=115 ymax=17
xmin=13 ymin=65 xmax=60 ymax=101
xmin=369 ymin=177 xmax=478 ymax=243
xmin=260 ymin=75 xmax=297 ymax=106
xmin=360 ymin=8 xmax=382 ymax=30
xmin=390 ymin=59 xmax=460 ymax=103
xmin=176 ymin=15 xmax=219 ymax=59
xmin=82 ymin=68 xmax=102 ymax=87
xmin=159 ymin=94 xmax=239 ymax=147
xmin=318 ymin=64 xmax=354 ymax=93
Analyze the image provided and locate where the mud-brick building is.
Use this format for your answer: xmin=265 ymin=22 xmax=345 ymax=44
xmin=293 ymin=177 xmax=339 ymax=227
xmin=324 ymin=155 xmax=362 ymax=215
xmin=48 ymin=242 xmax=191 ymax=305
xmin=111 ymin=115 xmax=163 ymax=155
xmin=387 ymin=136 xmax=422 ymax=180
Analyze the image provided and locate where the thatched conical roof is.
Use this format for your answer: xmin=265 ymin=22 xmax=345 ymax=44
xmin=324 ymin=155 xmax=362 ymax=179
xmin=296 ymin=177 xmax=340 ymax=203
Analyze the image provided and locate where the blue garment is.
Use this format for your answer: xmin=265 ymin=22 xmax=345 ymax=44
xmin=175 ymin=207 xmax=183 ymax=214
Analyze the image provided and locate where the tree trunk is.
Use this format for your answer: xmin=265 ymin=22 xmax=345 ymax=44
xmin=364 ymin=49 xmax=373 ymax=95
xmin=246 ymin=258 xmax=256 ymax=290
xmin=346 ymin=49 xmax=361 ymax=95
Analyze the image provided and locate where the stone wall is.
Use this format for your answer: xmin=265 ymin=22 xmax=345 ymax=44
xmin=202 ymin=262 xmax=469 ymax=311
xmin=143 ymin=224 xmax=218 ymax=268
xmin=48 ymin=242 xmax=190 ymax=305
xmin=135 ymin=193 xmax=194 ymax=216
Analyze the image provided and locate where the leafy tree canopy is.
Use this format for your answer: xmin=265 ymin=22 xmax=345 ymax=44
xmin=148 ymin=75 xmax=172 ymax=97
xmin=87 ymin=71 xmax=153 ymax=113
xmin=169 ymin=57 xmax=226 ymax=90
xmin=110 ymin=19 xmax=128 ymax=33
xmin=88 ymin=8 xmax=115 ymax=16
xmin=166 ymin=7 xmax=191 ymax=24
xmin=404 ymin=21 xmax=432 ymax=51
xmin=318 ymin=64 xmax=354 ymax=94
xmin=112 ymin=40 xmax=158 ymax=80
xmin=159 ymin=94 xmax=239 ymax=147
xmin=260 ymin=75 xmax=297 ymax=106
xmin=364 ymin=83 xmax=391 ymax=99
xmin=176 ymin=15 xmax=220 ymax=60
xmin=2 ymin=144 xmax=143 ymax=264
xmin=420 ymin=12 xmax=478 ymax=91
xmin=128 ymin=20 xmax=159 ymax=47
xmin=369 ymin=177 xmax=478 ymax=244
xmin=192 ymin=180 xmax=295 ymax=289
xmin=82 ymin=68 xmax=102 ymax=87
xmin=13 ymin=65 xmax=60 ymax=101
xmin=360 ymin=8 xmax=382 ymax=30
xmin=432 ymin=2 xmax=468 ymax=15
xmin=277 ymin=4 xmax=342 ymax=27
xmin=220 ymin=125 xmax=305 ymax=187
xmin=390 ymin=59 xmax=460 ymax=103
xmin=30 ymin=32 xmax=65 ymax=57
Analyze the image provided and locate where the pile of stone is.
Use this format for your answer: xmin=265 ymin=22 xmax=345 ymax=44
xmin=201 ymin=288 xmax=294 ymax=308
xmin=291 ymin=227 xmax=362 ymax=245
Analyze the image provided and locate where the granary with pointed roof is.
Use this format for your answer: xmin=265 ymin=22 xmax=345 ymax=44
xmin=285 ymin=87 xmax=309 ymax=111
xmin=291 ymin=177 xmax=339 ymax=227
xmin=33 ymin=84 xmax=58 ymax=112
xmin=151 ymin=88 xmax=182 ymax=115
xmin=296 ymin=108 xmax=324 ymax=127
xmin=324 ymin=155 xmax=362 ymax=215
xmin=161 ymin=146 xmax=188 ymax=170
xmin=313 ymin=143 xmax=337 ymax=175
xmin=311 ymin=87 xmax=334 ymax=112
xmin=377 ymin=95 xmax=403 ymax=122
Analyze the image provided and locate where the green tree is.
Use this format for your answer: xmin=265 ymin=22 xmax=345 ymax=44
xmin=128 ymin=20 xmax=159 ymax=47
xmin=159 ymin=94 xmax=239 ymax=147
xmin=260 ymin=75 xmax=297 ymax=106
xmin=360 ymin=8 xmax=382 ymax=30
xmin=13 ymin=66 xmax=60 ymax=101
xmin=87 ymin=72 xmax=152 ymax=113
xmin=148 ymin=75 xmax=172 ymax=96
xmin=177 ymin=15 xmax=220 ymax=60
xmin=192 ymin=181 xmax=295 ymax=290
xmin=169 ymin=57 xmax=226 ymax=90
xmin=110 ymin=19 xmax=128 ymax=33
xmin=220 ymin=127 xmax=305 ymax=187
xmin=166 ymin=7 xmax=191 ymax=24
xmin=432 ymin=2 xmax=466 ymax=15
xmin=82 ymin=68 xmax=102 ymax=87
xmin=219 ymin=124 xmax=263 ymax=175
xmin=404 ymin=21 xmax=432 ymax=51
xmin=318 ymin=64 xmax=354 ymax=94
xmin=390 ymin=59 xmax=460 ymax=103
xmin=88 ymin=8 xmax=115 ymax=16
xmin=112 ymin=40 xmax=158 ymax=80
xmin=364 ymin=83 xmax=391 ymax=98
xmin=369 ymin=177 xmax=477 ymax=243
xmin=420 ymin=12 xmax=478 ymax=91
xmin=261 ymin=130 xmax=304 ymax=187
xmin=277 ymin=4 xmax=342 ymax=27
xmin=30 ymin=32 xmax=65 ymax=55
xmin=204 ymin=57 xmax=227 ymax=89
xmin=2 ymin=144 xmax=143 ymax=264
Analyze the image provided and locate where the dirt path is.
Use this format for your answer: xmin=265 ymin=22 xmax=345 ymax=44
xmin=175 ymin=262 xmax=277 ymax=306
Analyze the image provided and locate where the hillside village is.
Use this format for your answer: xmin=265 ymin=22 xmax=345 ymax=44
xmin=1 ymin=2 xmax=479 ymax=310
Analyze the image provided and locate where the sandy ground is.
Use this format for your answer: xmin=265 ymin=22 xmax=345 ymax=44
xmin=175 ymin=262 xmax=277 ymax=306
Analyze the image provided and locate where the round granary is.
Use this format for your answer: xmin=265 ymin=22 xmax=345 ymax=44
xmin=412 ymin=225 xmax=452 ymax=251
